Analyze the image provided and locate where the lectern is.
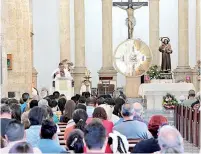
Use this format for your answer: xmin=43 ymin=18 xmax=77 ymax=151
xmin=55 ymin=77 xmax=73 ymax=100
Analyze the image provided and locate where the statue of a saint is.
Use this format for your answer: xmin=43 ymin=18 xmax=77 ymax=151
xmin=159 ymin=37 xmax=173 ymax=72
xmin=115 ymin=3 xmax=143 ymax=39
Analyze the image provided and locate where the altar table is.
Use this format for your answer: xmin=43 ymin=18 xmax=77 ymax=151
xmin=138 ymin=83 xmax=195 ymax=110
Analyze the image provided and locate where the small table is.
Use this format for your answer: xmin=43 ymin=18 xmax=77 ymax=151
xmin=138 ymin=83 xmax=195 ymax=110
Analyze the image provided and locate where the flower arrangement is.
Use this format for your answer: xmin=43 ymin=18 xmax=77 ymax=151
xmin=162 ymin=93 xmax=178 ymax=109
xmin=146 ymin=65 xmax=161 ymax=80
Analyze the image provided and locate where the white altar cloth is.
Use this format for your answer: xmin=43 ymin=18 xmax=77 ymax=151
xmin=138 ymin=83 xmax=195 ymax=110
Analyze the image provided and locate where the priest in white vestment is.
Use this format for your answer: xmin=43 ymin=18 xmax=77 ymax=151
xmin=51 ymin=63 xmax=73 ymax=93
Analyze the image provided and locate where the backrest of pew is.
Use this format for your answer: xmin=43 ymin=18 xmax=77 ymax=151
xmin=175 ymin=104 xmax=200 ymax=147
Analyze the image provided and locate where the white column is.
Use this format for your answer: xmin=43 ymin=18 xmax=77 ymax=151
xmin=59 ymin=0 xmax=71 ymax=61
xmin=99 ymin=0 xmax=117 ymax=86
xmin=178 ymin=0 xmax=189 ymax=67
xmin=73 ymin=0 xmax=86 ymax=94
xmin=196 ymin=0 xmax=200 ymax=62
xmin=149 ymin=0 xmax=160 ymax=66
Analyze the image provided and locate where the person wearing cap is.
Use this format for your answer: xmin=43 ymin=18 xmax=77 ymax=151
xmin=113 ymin=103 xmax=151 ymax=139
xmin=182 ymin=90 xmax=197 ymax=107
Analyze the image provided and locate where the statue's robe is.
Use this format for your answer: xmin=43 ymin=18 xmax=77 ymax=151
xmin=159 ymin=43 xmax=172 ymax=71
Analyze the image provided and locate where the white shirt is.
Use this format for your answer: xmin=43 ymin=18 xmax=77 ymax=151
xmin=52 ymin=68 xmax=73 ymax=81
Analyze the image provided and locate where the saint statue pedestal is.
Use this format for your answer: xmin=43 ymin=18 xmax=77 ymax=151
xmin=125 ymin=77 xmax=141 ymax=98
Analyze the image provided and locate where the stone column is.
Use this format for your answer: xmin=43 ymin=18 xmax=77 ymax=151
xmin=174 ymin=0 xmax=193 ymax=83
xmin=59 ymin=0 xmax=71 ymax=61
xmin=196 ymin=0 xmax=200 ymax=62
xmin=73 ymin=0 xmax=86 ymax=94
xmin=149 ymin=0 xmax=160 ymax=66
xmin=1 ymin=0 xmax=8 ymax=98
xmin=98 ymin=0 xmax=117 ymax=87
xmin=3 ymin=0 xmax=32 ymax=98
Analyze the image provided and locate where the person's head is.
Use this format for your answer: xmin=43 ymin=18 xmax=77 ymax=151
xmin=63 ymin=100 xmax=76 ymax=122
xmin=0 ymin=104 xmax=11 ymax=118
xmin=38 ymin=99 xmax=48 ymax=107
xmin=28 ymin=107 xmax=47 ymax=126
xmin=158 ymin=125 xmax=184 ymax=153
xmin=99 ymin=104 xmax=113 ymax=120
xmin=84 ymin=119 xmax=107 ymax=150
xmin=85 ymin=92 xmax=91 ymax=98
xmin=164 ymin=39 xmax=169 ymax=44
xmin=78 ymin=96 xmax=86 ymax=104
xmin=113 ymin=98 xmax=125 ymax=117
xmin=9 ymin=142 xmax=33 ymax=153
xmin=58 ymin=98 xmax=67 ymax=115
xmin=86 ymin=97 xmax=96 ymax=107
xmin=40 ymin=105 xmax=54 ymax=121
xmin=5 ymin=120 xmax=25 ymax=142
xmin=53 ymin=91 xmax=60 ymax=100
xmin=71 ymin=96 xmax=77 ymax=103
xmin=22 ymin=93 xmax=29 ymax=102
xmin=40 ymin=119 xmax=57 ymax=140
xmin=128 ymin=3 xmax=132 ymax=8
xmin=97 ymin=97 xmax=105 ymax=106
xmin=92 ymin=107 xmax=107 ymax=120
xmin=48 ymin=99 xmax=58 ymax=112
xmin=10 ymin=104 xmax=21 ymax=121
xmin=1 ymin=98 xmax=8 ymax=104
xmin=73 ymin=109 xmax=88 ymax=131
xmin=29 ymin=100 xmax=38 ymax=109
xmin=148 ymin=115 xmax=168 ymax=138
xmin=75 ymin=94 xmax=81 ymax=102
xmin=188 ymin=89 xmax=196 ymax=98
xmin=75 ymin=104 xmax=86 ymax=111
xmin=66 ymin=129 xmax=84 ymax=153
xmin=121 ymin=103 xmax=134 ymax=118
xmin=105 ymin=98 xmax=115 ymax=106
xmin=59 ymin=62 xmax=65 ymax=72
xmin=7 ymin=99 xmax=19 ymax=105
xmin=133 ymin=102 xmax=143 ymax=117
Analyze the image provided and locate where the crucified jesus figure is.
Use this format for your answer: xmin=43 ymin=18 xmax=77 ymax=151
xmin=115 ymin=2 xmax=143 ymax=39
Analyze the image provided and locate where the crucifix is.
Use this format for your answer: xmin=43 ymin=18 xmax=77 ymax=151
xmin=113 ymin=0 xmax=148 ymax=39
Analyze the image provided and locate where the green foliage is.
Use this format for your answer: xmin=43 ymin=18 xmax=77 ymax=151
xmin=162 ymin=93 xmax=178 ymax=109
xmin=146 ymin=65 xmax=161 ymax=79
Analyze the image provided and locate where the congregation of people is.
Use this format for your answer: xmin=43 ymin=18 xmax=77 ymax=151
xmin=0 ymin=89 xmax=200 ymax=153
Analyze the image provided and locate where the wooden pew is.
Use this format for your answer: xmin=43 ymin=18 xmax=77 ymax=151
xmin=128 ymin=138 xmax=141 ymax=152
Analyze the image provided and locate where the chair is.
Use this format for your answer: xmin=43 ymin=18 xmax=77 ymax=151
xmin=128 ymin=138 xmax=142 ymax=152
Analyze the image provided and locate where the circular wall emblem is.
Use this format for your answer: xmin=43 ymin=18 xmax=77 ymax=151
xmin=113 ymin=39 xmax=152 ymax=77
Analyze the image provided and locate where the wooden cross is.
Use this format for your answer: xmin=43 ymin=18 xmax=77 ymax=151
xmin=113 ymin=0 xmax=148 ymax=7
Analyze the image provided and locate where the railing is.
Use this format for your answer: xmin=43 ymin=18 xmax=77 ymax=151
xmin=174 ymin=105 xmax=200 ymax=147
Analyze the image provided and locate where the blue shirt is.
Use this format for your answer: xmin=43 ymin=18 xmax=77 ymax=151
xmin=26 ymin=125 xmax=41 ymax=147
xmin=86 ymin=106 xmax=95 ymax=118
xmin=113 ymin=120 xmax=151 ymax=139
xmin=20 ymin=103 xmax=27 ymax=113
xmin=38 ymin=139 xmax=66 ymax=153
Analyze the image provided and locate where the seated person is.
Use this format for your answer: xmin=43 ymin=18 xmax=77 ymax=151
xmin=84 ymin=119 xmax=112 ymax=153
xmin=133 ymin=115 xmax=168 ymax=153
xmin=87 ymin=107 xmax=113 ymax=136
xmin=182 ymin=90 xmax=197 ymax=107
xmin=9 ymin=142 xmax=34 ymax=153
xmin=86 ymin=97 xmax=96 ymax=118
xmin=113 ymin=103 xmax=151 ymax=139
xmin=0 ymin=120 xmax=41 ymax=153
xmin=38 ymin=120 xmax=66 ymax=153
xmin=66 ymin=129 xmax=84 ymax=153
xmin=48 ymin=100 xmax=59 ymax=124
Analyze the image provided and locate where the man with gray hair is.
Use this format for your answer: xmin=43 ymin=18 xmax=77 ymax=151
xmin=113 ymin=103 xmax=151 ymax=139
xmin=133 ymin=102 xmax=147 ymax=125
xmin=158 ymin=125 xmax=184 ymax=153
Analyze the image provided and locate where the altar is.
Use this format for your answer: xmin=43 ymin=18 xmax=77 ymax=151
xmin=138 ymin=83 xmax=195 ymax=110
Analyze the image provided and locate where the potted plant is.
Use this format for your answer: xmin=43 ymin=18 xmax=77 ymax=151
xmin=146 ymin=65 xmax=161 ymax=83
